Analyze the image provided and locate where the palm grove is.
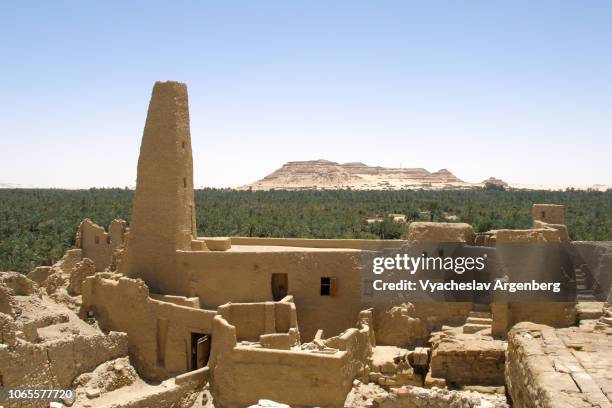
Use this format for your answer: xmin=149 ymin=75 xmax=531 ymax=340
xmin=1 ymin=187 xmax=610 ymax=273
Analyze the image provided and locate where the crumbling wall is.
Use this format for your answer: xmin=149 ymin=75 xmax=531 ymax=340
xmin=0 ymin=271 xmax=37 ymax=297
xmin=323 ymin=309 xmax=375 ymax=367
xmin=81 ymin=274 xmax=216 ymax=380
xmin=407 ymin=222 xmax=475 ymax=244
xmin=412 ymin=302 xmax=474 ymax=328
xmin=0 ymin=272 xmax=129 ymax=395
xmin=372 ymin=302 xmax=473 ymax=347
xmin=25 ymin=249 xmax=95 ymax=311
xmin=532 ymin=220 xmax=570 ymax=241
xmin=216 ymin=299 xmax=298 ymax=342
xmin=493 ymin=228 xmax=566 ymax=243
xmin=67 ymin=257 xmax=96 ymax=295
xmin=76 ymin=218 xmax=127 ymax=271
xmin=209 ymin=308 xmax=374 ymax=408
xmin=0 ymin=268 xmax=206 ymax=408
xmin=68 ymin=358 xmax=207 ymax=408
xmin=429 ymin=334 xmax=506 ymax=386
xmin=58 ymin=248 xmax=83 ymax=274
xmin=347 ymin=383 xmax=509 ymax=408
xmin=374 ymin=303 xmax=428 ymax=346
xmin=0 ymin=331 xmax=128 ymax=388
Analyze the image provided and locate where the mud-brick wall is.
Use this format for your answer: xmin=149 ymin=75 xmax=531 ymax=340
xmin=492 ymin=302 xmax=576 ymax=338
xmin=228 ymin=237 xmax=407 ymax=250
xmin=411 ymin=302 xmax=473 ymax=328
xmin=0 ymin=330 xmax=127 ymax=388
xmin=81 ymin=275 xmax=216 ymax=381
xmin=210 ymin=319 xmax=372 ymax=408
xmin=77 ymin=219 xmax=127 ymax=271
xmin=430 ymin=337 xmax=506 ymax=386
xmin=532 ymin=204 xmax=565 ymax=225
xmin=216 ymin=301 xmax=297 ymax=342
xmin=178 ymin=250 xmax=365 ymax=341
xmin=180 ymin=249 xmax=477 ymax=344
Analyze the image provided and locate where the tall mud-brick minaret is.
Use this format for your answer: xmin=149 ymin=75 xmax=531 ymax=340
xmin=121 ymin=81 xmax=199 ymax=294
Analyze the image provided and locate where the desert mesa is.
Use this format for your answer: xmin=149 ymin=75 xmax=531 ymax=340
xmin=239 ymin=160 xmax=474 ymax=191
xmin=238 ymin=160 xmax=610 ymax=191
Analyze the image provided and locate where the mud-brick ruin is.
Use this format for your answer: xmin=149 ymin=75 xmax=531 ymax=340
xmin=1 ymin=81 xmax=611 ymax=408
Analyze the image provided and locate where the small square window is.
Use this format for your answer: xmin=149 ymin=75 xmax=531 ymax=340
xmin=320 ymin=277 xmax=337 ymax=296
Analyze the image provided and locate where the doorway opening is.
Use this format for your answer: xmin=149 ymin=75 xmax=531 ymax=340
xmin=271 ymin=273 xmax=288 ymax=301
xmin=190 ymin=332 xmax=211 ymax=370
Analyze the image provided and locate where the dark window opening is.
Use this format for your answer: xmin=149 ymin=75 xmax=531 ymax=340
xmin=321 ymin=277 xmax=337 ymax=296
xmin=106 ymin=236 xmax=111 ymax=245
xmin=321 ymin=277 xmax=331 ymax=296
xmin=183 ymin=177 xmax=187 ymax=188
xmin=182 ymin=141 xmax=186 ymax=149
xmin=541 ymin=211 xmax=546 ymax=219
xmin=190 ymin=333 xmax=211 ymax=370
xmin=95 ymin=236 xmax=100 ymax=244
xmin=271 ymin=273 xmax=288 ymax=301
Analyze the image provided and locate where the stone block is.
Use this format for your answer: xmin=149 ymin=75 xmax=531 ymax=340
xmin=204 ymin=237 xmax=232 ymax=251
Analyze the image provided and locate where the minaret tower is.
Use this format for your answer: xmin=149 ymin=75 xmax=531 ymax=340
xmin=121 ymin=81 xmax=199 ymax=294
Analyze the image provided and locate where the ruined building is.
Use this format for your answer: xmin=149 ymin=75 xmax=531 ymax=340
xmin=1 ymin=81 xmax=611 ymax=408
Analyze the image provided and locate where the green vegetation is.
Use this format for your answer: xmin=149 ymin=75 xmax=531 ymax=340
xmin=1 ymin=188 xmax=611 ymax=273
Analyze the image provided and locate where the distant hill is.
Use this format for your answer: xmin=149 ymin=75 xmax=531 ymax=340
xmin=238 ymin=160 xmax=477 ymax=191
xmin=0 ymin=183 xmax=35 ymax=188
xmin=238 ymin=160 xmax=612 ymax=191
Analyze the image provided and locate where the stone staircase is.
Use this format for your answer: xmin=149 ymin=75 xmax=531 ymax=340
xmin=575 ymin=267 xmax=597 ymax=302
xmin=463 ymin=304 xmax=493 ymax=334
xmin=575 ymin=266 xmax=605 ymax=321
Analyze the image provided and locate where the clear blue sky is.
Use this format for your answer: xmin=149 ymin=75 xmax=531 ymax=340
xmin=1 ymin=1 xmax=611 ymax=188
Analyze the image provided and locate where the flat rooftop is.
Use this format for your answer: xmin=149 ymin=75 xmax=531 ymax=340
xmin=216 ymin=245 xmax=362 ymax=253
xmin=198 ymin=236 xmax=405 ymax=252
